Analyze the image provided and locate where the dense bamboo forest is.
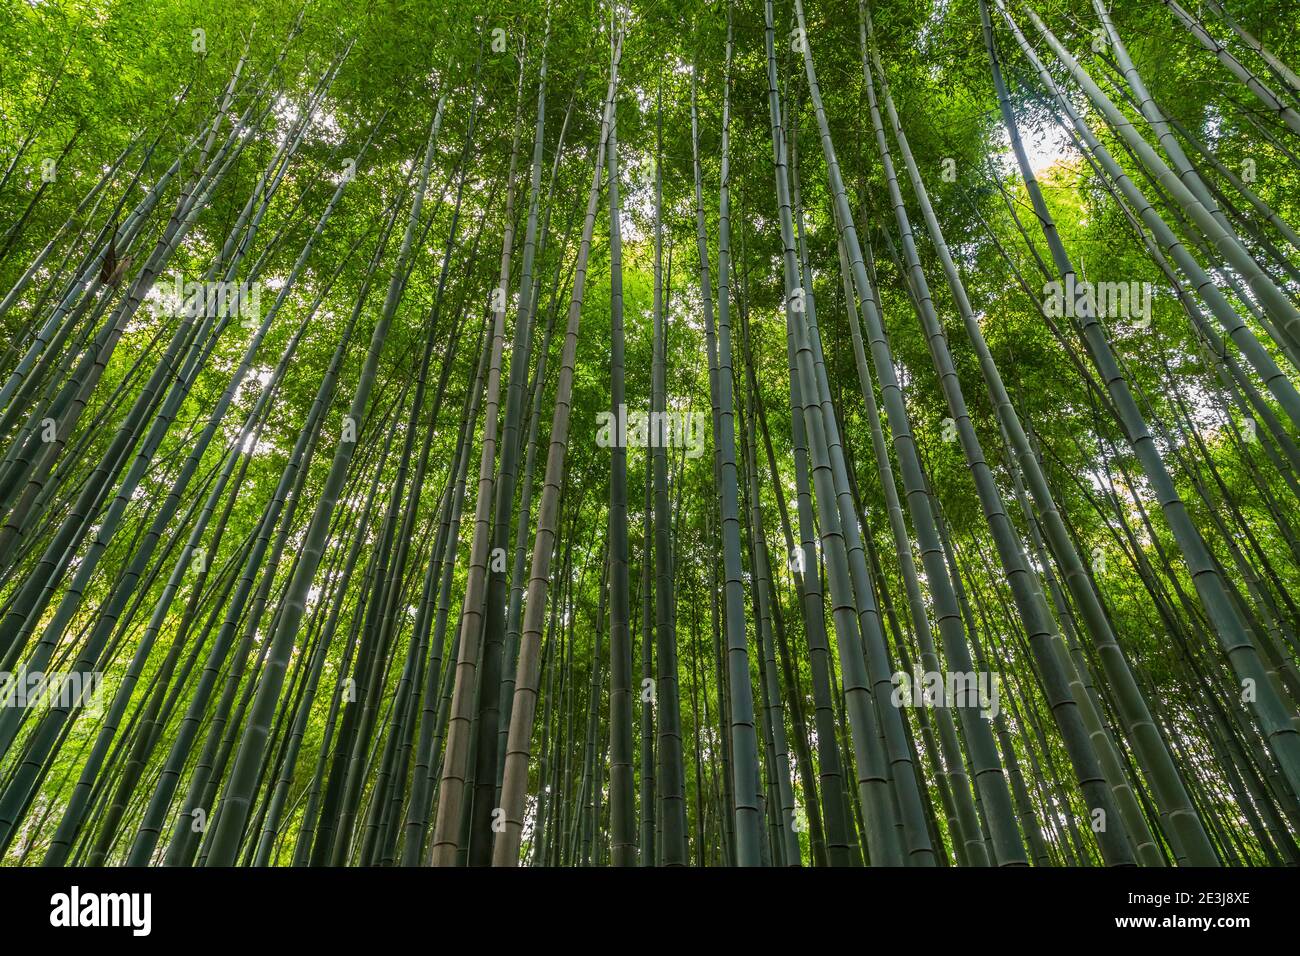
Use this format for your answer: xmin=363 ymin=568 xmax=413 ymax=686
xmin=0 ymin=0 xmax=1298 ymax=872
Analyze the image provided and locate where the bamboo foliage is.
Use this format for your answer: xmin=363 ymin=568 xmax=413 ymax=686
xmin=0 ymin=0 xmax=1296 ymax=870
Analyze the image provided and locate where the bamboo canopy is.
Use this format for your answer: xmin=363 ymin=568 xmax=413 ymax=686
xmin=0 ymin=0 xmax=1299 ymax=868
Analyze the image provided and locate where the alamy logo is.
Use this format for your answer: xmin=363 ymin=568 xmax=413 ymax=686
xmin=1042 ymin=275 xmax=1152 ymax=326
xmin=890 ymin=667 xmax=1001 ymax=720
xmin=0 ymin=670 xmax=105 ymax=714
xmin=170 ymin=274 xmax=262 ymax=323
xmin=596 ymin=403 xmax=706 ymax=459
xmin=49 ymin=886 xmax=151 ymax=936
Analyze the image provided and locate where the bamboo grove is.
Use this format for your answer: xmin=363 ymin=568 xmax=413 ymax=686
xmin=1 ymin=0 xmax=1299 ymax=868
